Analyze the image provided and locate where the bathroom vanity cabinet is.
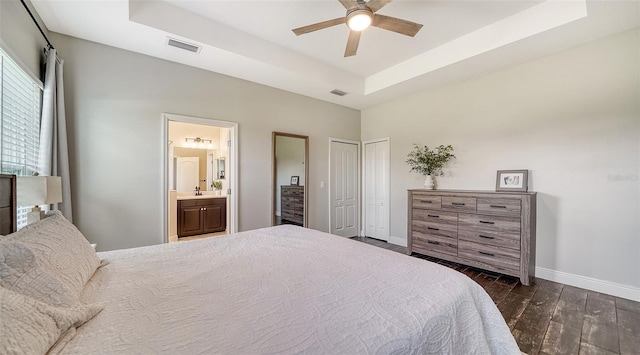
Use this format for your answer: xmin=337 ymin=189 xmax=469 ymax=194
xmin=178 ymin=197 xmax=227 ymax=237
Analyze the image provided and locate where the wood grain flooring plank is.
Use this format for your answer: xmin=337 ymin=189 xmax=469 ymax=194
xmin=553 ymin=299 xmax=586 ymax=330
xmin=616 ymin=297 xmax=640 ymax=314
xmin=539 ymin=320 xmax=581 ymax=355
xmin=582 ymin=316 xmax=620 ymax=353
xmin=498 ymin=293 xmax=530 ymax=330
xmin=511 ymin=279 xmax=541 ymax=299
xmin=579 ymin=342 xmax=619 ymax=355
xmin=617 ymin=308 xmax=640 ymax=336
xmin=560 ymin=285 xmax=588 ymax=306
xmin=619 ymin=330 xmax=640 ymax=355
xmin=586 ymin=296 xmax=617 ymax=324
xmin=486 ymin=282 xmax=514 ymax=304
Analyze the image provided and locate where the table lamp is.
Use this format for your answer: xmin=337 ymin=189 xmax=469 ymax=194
xmin=17 ymin=176 xmax=62 ymax=225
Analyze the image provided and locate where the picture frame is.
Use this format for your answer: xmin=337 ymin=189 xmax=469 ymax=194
xmin=290 ymin=176 xmax=299 ymax=186
xmin=496 ymin=170 xmax=528 ymax=192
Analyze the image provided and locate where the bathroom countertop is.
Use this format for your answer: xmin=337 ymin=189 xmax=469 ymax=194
xmin=177 ymin=194 xmax=227 ymax=200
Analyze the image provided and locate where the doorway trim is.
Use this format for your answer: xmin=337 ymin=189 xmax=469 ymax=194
xmin=362 ymin=137 xmax=390 ymax=239
xmin=162 ymin=113 xmax=239 ymax=243
xmin=328 ymin=137 xmax=361 ymax=237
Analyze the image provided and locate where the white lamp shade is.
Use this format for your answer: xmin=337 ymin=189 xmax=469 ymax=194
xmin=17 ymin=176 xmax=63 ymax=206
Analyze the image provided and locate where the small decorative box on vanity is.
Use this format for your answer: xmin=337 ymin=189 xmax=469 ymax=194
xmin=407 ymin=189 xmax=537 ymax=285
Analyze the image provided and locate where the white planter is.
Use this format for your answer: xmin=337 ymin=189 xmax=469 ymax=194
xmin=424 ymin=175 xmax=435 ymax=190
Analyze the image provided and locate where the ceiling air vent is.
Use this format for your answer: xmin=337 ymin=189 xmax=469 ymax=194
xmin=330 ymin=89 xmax=347 ymax=96
xmin=166 ymin=37 xmax=201 ymax=53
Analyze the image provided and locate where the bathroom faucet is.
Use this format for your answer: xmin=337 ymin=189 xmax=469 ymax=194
xmin=194 ymin=186 xmax=202 ymax=196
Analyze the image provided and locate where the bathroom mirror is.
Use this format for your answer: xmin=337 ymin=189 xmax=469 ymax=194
xmin=216 ymin=158 xmax=225 ymax=179
xmin=272 ymin=132 xmax=309 ymax=227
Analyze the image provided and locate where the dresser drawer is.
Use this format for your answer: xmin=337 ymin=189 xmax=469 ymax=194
xmin=442 ymin=196 xmax=476 ymax=213
xmin=458 ymin=240 xmax=520 ymax=273
xmin=412 ymin=195 xmax=441 ymax=210
xmin=412 ymin=209 xmax=457 ymax=225
xmin=477 ymin=198 xmax=521 ymax=217
xmin=458 ymin=213 xmax=520 ymax=234
xmin=412 ymin=219 xmax=457 ymax=239
xmin=458 ymin=228 xmax=520 ymax=251
xmin=412 ymin=233 xmax=457 ymax=257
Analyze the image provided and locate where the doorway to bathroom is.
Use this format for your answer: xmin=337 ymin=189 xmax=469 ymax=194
xmin=162 ymin=114 xmax=238 ymax=243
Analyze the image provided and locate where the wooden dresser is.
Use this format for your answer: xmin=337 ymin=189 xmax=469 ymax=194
xmin=407 ymin=189 xmax=536 ymax=285
xmin=281 ymin=185 xmax=304 ymax=225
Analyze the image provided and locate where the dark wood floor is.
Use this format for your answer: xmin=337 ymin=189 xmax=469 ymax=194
xmin=351 ymin=236 xmax=640 ymax=355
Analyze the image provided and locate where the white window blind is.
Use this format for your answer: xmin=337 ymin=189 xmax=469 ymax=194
xmin=0 ymin=46 xmax=44 ymax=229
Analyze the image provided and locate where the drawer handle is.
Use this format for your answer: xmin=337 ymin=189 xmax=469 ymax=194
xmin=452 ymin=202 xmax=466 ymax=206
xmin=479 ymin=235 xmax=495 ymax=240
xmin=427 ymin=241 xmax=440 ymax=245
xmin=490 ymin=205 xmax=507 ymax=208
xmin=420 ymin=200 xmax=432 ymax=203
xmin=479 ymin=221 xmax=495 ymax=225
xmin=427 ymin=227 xmax=440 ymax=231
xmin=479 ymin=251 xmax=494 ymax=257
xmin=427 ymin=214 xmax=440 ymax=218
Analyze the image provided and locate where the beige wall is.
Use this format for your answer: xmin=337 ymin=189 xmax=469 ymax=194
xmin=362 ymin=29 xmax=640 ymax=291
xmin=50 ymin=33 xmax=360 ymax=251
xmin=0 ymin=0 xmax=48 ymax=77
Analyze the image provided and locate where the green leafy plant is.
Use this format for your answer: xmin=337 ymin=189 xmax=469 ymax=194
xmin=211 ymin=180 xmax=223 ymax=190
xmin=406 ymin=144 xmax=455 ymax=176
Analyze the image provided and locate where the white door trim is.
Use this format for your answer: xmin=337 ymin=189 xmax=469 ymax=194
xmin=362 ymin=137 xmax=390 ymax=239
xmin=328 ymin=138 xmax=361 ymax=237
xmin=162 ymin=113 xmax=239 ymax=243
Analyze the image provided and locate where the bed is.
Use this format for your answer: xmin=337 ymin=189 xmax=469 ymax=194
xmin=0 ymin=175 xmax=519 ymax=354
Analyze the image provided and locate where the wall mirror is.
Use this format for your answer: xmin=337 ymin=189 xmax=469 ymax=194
xmin=272 ymin=132 xmax=309 ymax=227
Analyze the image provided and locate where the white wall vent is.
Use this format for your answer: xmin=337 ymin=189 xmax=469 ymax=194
xmin=166 ymin=37 xmax=202 ymax=53
xmin=330 ymin=89 xmax=347 ymax=96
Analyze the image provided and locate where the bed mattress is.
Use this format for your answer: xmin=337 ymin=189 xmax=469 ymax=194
xmin=64 ymin=225 xmax=519 ymax=354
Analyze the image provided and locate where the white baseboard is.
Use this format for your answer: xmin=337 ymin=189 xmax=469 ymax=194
xmin=389 ymin=236 xmax=407 ymax=247
xmin=536 ymin=267 xmax=640 ymax=302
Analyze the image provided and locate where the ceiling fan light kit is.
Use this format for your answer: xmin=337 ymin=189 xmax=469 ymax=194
xmin=292 ymin=0 xmax=423 ymax=57
xmin=347 ymin=9 xmax=373 ymax=31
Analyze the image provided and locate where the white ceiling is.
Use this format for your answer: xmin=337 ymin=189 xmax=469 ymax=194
xmin=32 ymin=0 xmax=639 ymax=109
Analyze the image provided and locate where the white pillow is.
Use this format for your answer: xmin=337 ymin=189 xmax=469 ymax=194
xmin=0 ymin=286 xmax=102 ymax=355
xmin=2 ymin=211 xmax=101 ymax=300
xmin=0 ymin=241 xmax=77 ymax=306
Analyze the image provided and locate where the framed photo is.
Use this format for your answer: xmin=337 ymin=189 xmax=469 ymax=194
xmin=290 ymin=176 xmax=299 ymax=186
xmin=496 ymin=170 xmax=528 ymax=192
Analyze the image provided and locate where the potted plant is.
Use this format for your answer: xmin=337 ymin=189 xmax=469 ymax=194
xmin=406 ymin=144 xmax=455 ymax=189
xmin=211 ymin=180 xmax=223 ymax=195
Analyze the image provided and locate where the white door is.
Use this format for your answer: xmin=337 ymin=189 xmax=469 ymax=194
xmin=176 ymin=157 xmax=199 ymax=193
xmin=330 ymin=140 xmax=359 ymax=237
xmin=364 ymin=139 xmax=389 ymax=241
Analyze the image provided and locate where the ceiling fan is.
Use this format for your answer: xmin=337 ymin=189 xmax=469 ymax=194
xmin=292 ymin=0 xmax=423 ymax=57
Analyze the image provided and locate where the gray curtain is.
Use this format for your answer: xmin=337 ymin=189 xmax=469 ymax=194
xmin=38 ymin=48 xmax=72 ymax=222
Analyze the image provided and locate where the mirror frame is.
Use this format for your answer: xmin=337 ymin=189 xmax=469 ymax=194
xmin=272 ymin=132 xmax=309 ymax=227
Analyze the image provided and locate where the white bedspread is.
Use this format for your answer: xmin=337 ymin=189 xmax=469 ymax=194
xmin=63 ymin=225 xmax=519 ymax=354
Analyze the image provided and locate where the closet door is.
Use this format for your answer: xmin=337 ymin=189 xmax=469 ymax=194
xmin=330 ymin=140 xmax=359 ymax=237
xmin=364 ymin=139 xmax=389 ymax=241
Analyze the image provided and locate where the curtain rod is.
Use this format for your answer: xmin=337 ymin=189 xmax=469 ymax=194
xmin=19 ymin=0 xmax=54 ymax=50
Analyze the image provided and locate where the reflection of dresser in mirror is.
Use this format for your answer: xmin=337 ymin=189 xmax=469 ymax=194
xmin=280 ymin=185 xmax=304 ymax=225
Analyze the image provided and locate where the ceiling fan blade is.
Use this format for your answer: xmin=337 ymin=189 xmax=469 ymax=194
xmin=344 ymin=30 xmax=361 ymax=57
xmin=366 ymin=0 xmax=392 ymax=12
xmin=371 ymin=14 xmax=423 ymax=37
xmin=339 ymin=0 xmax=359 ymax=10
xmin=292 ymin=18 xmax=346 ymax=36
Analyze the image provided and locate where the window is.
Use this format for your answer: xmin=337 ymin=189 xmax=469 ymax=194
xmin=0 ymin=45 xmax=44 ymax=229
